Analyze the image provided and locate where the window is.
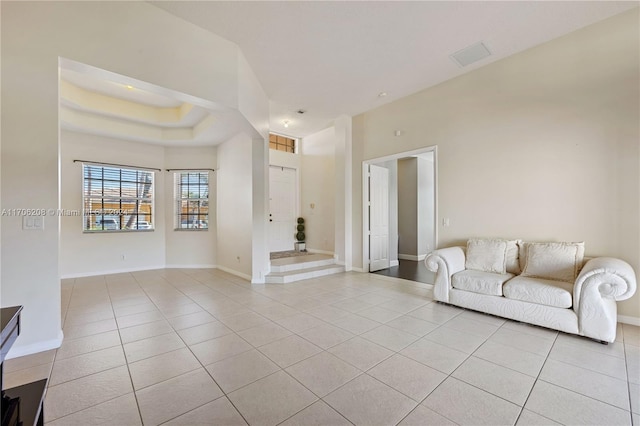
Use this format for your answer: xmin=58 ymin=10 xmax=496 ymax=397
xmin=83 ymin=164 xmax=154 ymax=232
xmin=269 ymin=133 xmax=296 ymax=153
xmin=175 ymin=171 xmax=209 ymax=230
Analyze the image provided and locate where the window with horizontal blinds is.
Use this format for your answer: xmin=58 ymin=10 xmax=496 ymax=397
xmin=82 ymin=164 xmax=154 ymax=232
xmin=174 ymin=171 xmax=209 ymax=230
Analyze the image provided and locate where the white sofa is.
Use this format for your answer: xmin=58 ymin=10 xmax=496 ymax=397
xmin=424 ymin=239 xmax=637 ymax=343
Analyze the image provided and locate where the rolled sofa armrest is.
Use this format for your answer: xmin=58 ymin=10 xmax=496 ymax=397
xmin=574 ymin=257 xmax=637 ymax=342
xmin=424 ymin=246 xmax=466 ymax=303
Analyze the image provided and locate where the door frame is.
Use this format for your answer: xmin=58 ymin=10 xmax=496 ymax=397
xmin=362 ymin=145 xmax=438 ymax=272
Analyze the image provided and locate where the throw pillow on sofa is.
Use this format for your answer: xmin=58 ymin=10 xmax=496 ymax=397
xmin=521 ymin=241 xmax=585 ymax=283
xmin=465 ymin=238 xmax=508 ymax=274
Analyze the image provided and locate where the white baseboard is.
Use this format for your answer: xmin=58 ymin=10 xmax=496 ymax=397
xmin=215 ymin=265 xmax=252 ymax=281
xmin=618 ymin=315 xmax=640 ymax=326
xmin=6 ymin=330 xmax=64 ymax=360
xmin=307 ymin=248 xmax=335 ymax=256
xmin=165 ymin=264 xmax=217 ymax=269
xmin=350 ymin=267 xmax=365 ymax=272
xmin=390 ymin=260 xmax=399 ymax=267
xmin=61 ymin=265 xmax=166 ymax=279
xmin=398 ymin=254 xmax=427 ymax=261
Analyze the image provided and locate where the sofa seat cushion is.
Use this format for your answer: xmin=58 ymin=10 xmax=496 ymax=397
xmin=503 ymin=276 xmax=573 ymax=308
xmin=452 ymin=270 xmax=515 ymax=296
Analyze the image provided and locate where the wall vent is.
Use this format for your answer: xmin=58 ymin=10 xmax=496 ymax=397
xmin=450 ymin=42 xmax=491 ymax=67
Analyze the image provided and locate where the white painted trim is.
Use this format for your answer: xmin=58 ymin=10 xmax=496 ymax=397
xmin=398 ymin=254 xmax=427 ymax=261
xmin=6 ymin=330 xmax=64 ymax=360
xmin=216 ymin=265 xmax=252 ymax=281
xmin=335 ymin=260 xmax=346 ymax=266
xmin=390 ymin=260 xmax=399 ymax=267
xmin=307 ymin=248 xmax=334 ymax=256
xmin=618 ymin=315 xmax=640 ymax=326
xmin=61 ymin=265 xmax=166 ymax=279
xmin=164 ymin=264 xmax=217 ymax=269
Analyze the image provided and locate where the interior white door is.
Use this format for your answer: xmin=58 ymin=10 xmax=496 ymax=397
xmin=269 ymin=166 xmax=296 ymax=253
xmin=369 ymin=164 xmax=390 ymax=271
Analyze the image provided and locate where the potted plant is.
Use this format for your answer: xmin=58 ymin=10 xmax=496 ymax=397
xmin=294 ymin=217 xmax=306 ymax=252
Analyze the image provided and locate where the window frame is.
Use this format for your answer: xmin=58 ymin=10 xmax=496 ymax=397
xmin=174 ymin=170 xmax=210 ymax=231
xmin=269 ymin=133 xmax=297 ymax=154
xmin=82 ymin=163 xmax=155 ymax=233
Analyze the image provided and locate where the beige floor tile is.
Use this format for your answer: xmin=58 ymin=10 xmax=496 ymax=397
xmin=623 ymin=323 xmax=640 ymax=347
xmin=501 ymin=320 xmax=559 ymax=340
xmin=516 ymin=409 xmax=562 ymax=425
xmin=44 ymin=365 xmax=133 ymax=421
xmin=275 ymin=312 xmax=327 ymax=333
xmin=237 ymin=321 xmax=292 ymax=347
xmin=385 ymin=315 xmax=439 ymax=337
xmin=286 ymin=352 xmax=361 ymax=397
xmin=361 ymin=325 xmax=419 ymax=352
xmin=369 ymin=354 xmax=447 ymax=401
xmin=540 ymin=359 xmax=631 ymax=410
xmin=324 ymin=374 xmax=417 ymax=426
xmin=631 ymin=383 xmax=639 ymax=414
xmin=398 ymin=405 xmax=457 ymax=426
xmin=556 ymin=333 xmax=625 ymax=358
xmin=47 ymin=393 xmax=141 ymax=425
xmin=190 ymin=333 xmax=253 ymax=365
xmin=626 ymin=344 xmax=640 ymax=384
xmin=280 ymin=400 xmax=351 ymax=426
xmin=56 ymin=330 xmax=121 ymax=360
xmin=423 ymin=325 xmax=486 ymax=354
xmin=330 ymin=313 xmax=381 ymax=334
xmin=64 ymin=309 xmax=114 ymax=327
xmin=252 ymin=303 xmax=300 ymax=321
xmin=452 ymin=356 xmax=535 ymax=406
xmin=136 ymin=368 xmax=223 ymax=426
xmin=116 ymin=310 xmax=165 ymax=329
xmin=401 ymin=338 xmax=469 ymax=374
xmin=159 ymin=302 xmax=204 ymax=318
xmin=443 ymin=316 xmax=500 ymax=339
xmin=164 ymin=396 xmax=247 ymax=425
xmin=458 ymin=310 xmax=507 ymax=327
xmin=50 ymin=345 xmax=126 ymax=386
xmin=357 ymin=306 xmax=404 ymax=323
xmin=299 ymin=324 xmax=355 ymax=349
xmin=129 ymin=347 xmax=201 ymax=390
xmin=259 ymin=334 xmax=323 ymax=368
xmin=407 ymin=304 xmax=462 ymax=324
xmin=377 ymin=298 xmax=428 ymax=314
xmin=330 ymin=297 xmax=375 ymax=313
xmin=123 ymin=332 xmax=185 ymax=363
xmin=219 ymin=311 xmax=271 ymax=331
xmin=63 ymin=318 xmax=118 ymax=340
xmin=3 ymin=363 xmax=52 ymax=389
xmin=4 ymin=349 xmax=56 ymax=372
xmin=167 ymin=310 xmax=216 ymax=330
xmin=423 ymin=377 xmax=520 ymax=425
xmin=176 ymin=320 xmax=233 ymax=345
xmin=119 ymin=319 xmax=173 ymax=344
xmin=473 ymin=340 xmax=546 ymax=377
xmin=548 ymin=341 xmax=627 ymax=380
xmin=228 ymin=370 xmax=318 ymax=426
xmin=206 ymin=349 xmax=280 ymax=393
xmin=488 ymin=327 xmax=555 ymax=356
xmin=525 ymin=380 xmax=631 ymax=425
xmin=328 ymin=336 xmax=394 ymax=371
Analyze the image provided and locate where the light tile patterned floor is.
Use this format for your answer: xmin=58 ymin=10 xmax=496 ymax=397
xmin=4 ymin=268 xmax=640 ymax=425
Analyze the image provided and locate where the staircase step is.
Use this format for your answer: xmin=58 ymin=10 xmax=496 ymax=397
xmin=265 ymin=264 xmax=345 ymax=284
xmin=270 ymin=255 xmax=336 ymax=273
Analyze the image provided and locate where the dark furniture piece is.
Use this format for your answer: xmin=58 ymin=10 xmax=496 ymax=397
xmin=1 ymin=306 xmax=47 ymax=426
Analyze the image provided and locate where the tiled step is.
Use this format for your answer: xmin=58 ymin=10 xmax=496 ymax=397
xmin=270 ymin=255 xmax=336 ymax=273
xmin=265 ymin=264 xmax=345 ymax=284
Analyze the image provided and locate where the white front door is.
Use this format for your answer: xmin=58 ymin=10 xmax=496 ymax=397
xmin=369 ymin=164 xmax=390 ymax=271
xmin=269 ymin=166 xmax=296 ymax=252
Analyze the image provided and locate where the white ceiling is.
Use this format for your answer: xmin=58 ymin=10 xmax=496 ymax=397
xmin=151 ymin=1 xmax=637 ymax=138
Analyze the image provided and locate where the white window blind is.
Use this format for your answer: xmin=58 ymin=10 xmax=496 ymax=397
xmin=174 ymin=171 xmax=209 ymax=230
xmin=82 ymin=164 xmax=155 ymax=232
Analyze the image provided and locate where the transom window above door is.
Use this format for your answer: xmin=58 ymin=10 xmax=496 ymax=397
xmin=269 ymin=133 xmax=296 ymax=153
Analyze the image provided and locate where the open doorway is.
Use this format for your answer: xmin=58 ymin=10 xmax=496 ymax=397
xmin=363 ymin=146 xmax=437 ymax=284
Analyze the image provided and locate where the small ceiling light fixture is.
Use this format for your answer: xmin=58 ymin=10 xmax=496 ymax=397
xmin=378 ymin=92 xmax=387 ymax=98
xmin=283 ymin=120 xmax=290 ymax=128
xmin=297 ymin=109 xmax=306 ymax=114
xmin=126 ymin=85 xmax=134 ymax=90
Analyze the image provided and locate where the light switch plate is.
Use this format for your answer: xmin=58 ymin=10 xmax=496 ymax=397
xmin=23 ymin=216 xmax=44 ymax=230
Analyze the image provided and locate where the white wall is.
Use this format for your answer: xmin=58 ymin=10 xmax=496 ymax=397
xmin=60 ymin=131 xmax=166 ymax=277
xmin=352 ymin=10 xmax=640 ymax=318
xmin=300 ymin=127 xmax=336 ymax=253
xmin=1 ymin=1 xmax=269 ymax=357
xmin=270 ymin=149 xmax=300 ymax=170
xmin=217 ymin=133 xmax=254 ymax=279
xmin=417 ymin=154 xmax=435 ymax=256
xmin=164 ymin=147 xmax=217 ymax=268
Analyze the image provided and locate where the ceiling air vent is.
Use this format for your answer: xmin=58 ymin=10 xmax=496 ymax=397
xmin=450 ymin=42 xmax=491 ymax=67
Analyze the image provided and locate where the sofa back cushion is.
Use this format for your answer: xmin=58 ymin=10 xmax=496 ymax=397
xmin=465 ymin=239 xmax=508 ymax=274
xmin=505 ymin=240 xmax=522 ymax=275
xmin=521 ymin=241 xmax=585 ymax=283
